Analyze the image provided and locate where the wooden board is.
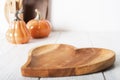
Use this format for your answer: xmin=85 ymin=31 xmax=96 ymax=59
xmin=21 ymin=44 xmax=115 ymax=77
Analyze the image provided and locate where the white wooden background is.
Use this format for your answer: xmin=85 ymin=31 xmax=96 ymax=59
xmin=0 ymin=31 xmax=120 ymax=80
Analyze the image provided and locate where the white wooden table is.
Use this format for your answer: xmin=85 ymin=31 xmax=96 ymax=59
xmin=0 ymin=31 xmax=120 ymax=80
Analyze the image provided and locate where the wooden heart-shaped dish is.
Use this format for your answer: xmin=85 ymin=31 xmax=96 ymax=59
xmin=21 ymin=44 xmax=115 ymax=77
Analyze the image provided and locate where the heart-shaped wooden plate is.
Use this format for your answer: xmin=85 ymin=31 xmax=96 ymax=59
xmin=21 ymin=44 xmax=115 ymax=77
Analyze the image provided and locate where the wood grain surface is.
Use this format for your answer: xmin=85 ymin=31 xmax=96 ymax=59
xmin=21 ymin=44 xmax=115 ymax=77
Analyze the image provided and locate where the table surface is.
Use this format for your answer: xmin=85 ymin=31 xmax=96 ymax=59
xmin=0 ymin=31 xmax=120 ymax=80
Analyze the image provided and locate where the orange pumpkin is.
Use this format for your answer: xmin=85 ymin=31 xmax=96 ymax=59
xmin=27 ymin=9 xmax=51 ymax=38
xmin=6 ymin=10 xmax=30 ymax=44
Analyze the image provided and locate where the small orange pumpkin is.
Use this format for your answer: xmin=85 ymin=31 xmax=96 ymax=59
xmin=27 ymin=9 xmax=51 ymax=38
xmin=6 ymin=10 xmax=30 ymax=44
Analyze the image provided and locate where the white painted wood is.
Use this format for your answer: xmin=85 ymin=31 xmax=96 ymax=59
xmin=56 ymin=31 xmax=92 ymax=48
xmin=103 ymin=54 xmax=120 ymax=80
xmin=0 ymin=35 xmax=16 ymax=56
xmin=41 ymin=31 xmax=104 ymax=80
xmin=0 ymin=39 xmax=16 ymax=55
xmin=88 ymin=31 xmax=120 ymax=54
xmin=0 ymin=46 xmax=39 ymax=80
xmin=0 ymin=32 xmax=5 ymax=40
xmin=40 ymin=73 xmax=104 ymax=80
xmin=0 ymin=32 xmax=60 ymax=80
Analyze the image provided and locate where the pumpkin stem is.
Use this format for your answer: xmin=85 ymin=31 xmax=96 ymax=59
xmin=19 ymin=7 xmax=24 ymax=14
xmin=35 ymin=9 xmax=41 ymax=20
xmin=15 ymin=11 xmax=21 ymax=20
xmin=15 ymin=8 xmax=23 ymax=21
xmin=18 ymin=7 xmax=24 ymax=20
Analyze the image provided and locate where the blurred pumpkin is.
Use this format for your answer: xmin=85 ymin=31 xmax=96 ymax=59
xmin=27 ymin=9 xmax=51 ymax=38
xmin=6 ymin=10 xmax=30 ymax=44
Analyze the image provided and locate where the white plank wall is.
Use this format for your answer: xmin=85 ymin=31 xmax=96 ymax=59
xmin=88 ymin=31 xmax=120 ymax=53
xmin=56 ymin=31 xmax=91 ymax=48
xmin=41 ymin=73 xmax=104 ymax=80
